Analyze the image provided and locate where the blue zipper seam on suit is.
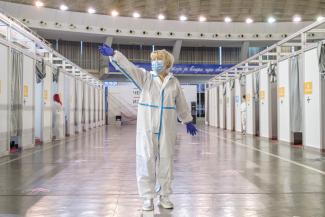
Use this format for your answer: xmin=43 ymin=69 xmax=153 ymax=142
xmin=111 ymin=60 xmax=142 ymax=90
xmin=138 ymin=102 xmax=176 ymax=110
xmin=157 ymin=90 xmax=165 ymax=140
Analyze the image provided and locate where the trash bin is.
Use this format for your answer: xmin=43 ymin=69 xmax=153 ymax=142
xmin=191 ymin=102 xmax=197 ymax=124
xmin=116 ymin=115 xmax=122 ymax=126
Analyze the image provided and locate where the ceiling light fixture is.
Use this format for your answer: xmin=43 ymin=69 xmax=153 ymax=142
xmin=111 ymin=10 xmax=119 ymax=17
xmin=317 ymin=16 xmax=324 ymax=22
xmin=224 ymin=17 xmax=232 ymax=23
xmin=246 ymin=18 xmax=253 ymax=24
xmin=293 ymin=15 xmax=301 ymax=22
xmin=133 ymin=12 xmax=141 ymax=18
xmin=35 ymin=1 xmax=44 ymax=7
xmin=60 ymin=4 xmax=68 ymax=11
xmin=158 ymin=14 xmax=165 ymax=20
xmin=87 ymin=8 xmax=96 ymax=14
xmin=267 ymin=16 xmax=276 ymax=23
xmin=199 ymin=16 xmax=206 ymax=22
xmin=180 ymin=15 xmax=187 ymax=21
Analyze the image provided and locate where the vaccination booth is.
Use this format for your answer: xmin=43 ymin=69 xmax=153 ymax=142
xmin=206 ymin=19 xmax=325 ymax=151
xmin=0 ymin=12 xmax=104 ymax=156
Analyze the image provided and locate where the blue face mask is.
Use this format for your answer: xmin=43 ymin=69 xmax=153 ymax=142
xmin=151 ymin=60 xmax=164 ymax=75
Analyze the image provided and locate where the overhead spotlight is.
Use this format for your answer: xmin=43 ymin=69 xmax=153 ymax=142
xmin=224 ymin=17 xmax=232 ymax=23
xmin=60 ymin=4 xmax=68 ymax=11
xmin=69 ymin=24 xmax=76 ymax=29
xmin=86 ymin=26 xmax=92 ymax=31
xmin=253 ymin=34 xmax=259 ymax=38
xmin=22 ymin=18 xmax=30 ymax=24
xmin=200 ymin=33 xmax=205 ymax=37
xmin=266 ymin=34 xmax=272 ymax=38
xmin=111 ymin=10 xmax=119 ymax=17
xmin=87 ymin=8 xmax=96 ymax=14
xmin=199 ymin=16 xmax=206 ymax=22
xmin=142 ymin=31 xmax=148 ymax=35
xmin=187 ymin=33 xmax=192 ymax=37
xmin=156 ymin=31 xmax=162 ymax=36
xmin=293 ymin=15 xmax=301 ymax=22
xmin=115 ymin=29 xmax=121 ymax=33
xmin=129 ymin=30 xmax=135 ymax=34
xmin=213 ymin=33 xmax=219 ymax=38
xmin=225 ymin=34 xmax=232 ymax=38
xmin=308 ymin=33 xmax=315 ymax=37
xmin=267 ymin=16 xmax=276 ymax=23
xmin=246 ymin=18 xmax=253 ymax=24
xmin=179 ymin=15 xmax=187 ymax=21
xmin=133 ymin=12 xmax=141 ymax=18
xmin=281 ymin=34 xmax=288 ymax=38
xmin=55 ymin=22 xmax=62 ymax=27
xmin=35 ymin=1 xmax=44 ymax=7
xmin=317 ymin=16 xmax=324 ymax=22
xmin=169 ymin=32 xmax=175 ymax=36
xmin=158 ymin=14 xmax=165 ymax=20
xmin=238 ymin=34 xmax=244 ymax=38
xmin=100 ymin=27 xmax=106 ymax=32
xmin=39 ymin=20 xmax=47 ymax=26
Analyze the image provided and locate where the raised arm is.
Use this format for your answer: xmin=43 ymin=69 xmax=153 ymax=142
xmin=99 ymin=44 xmax=150 ymax=90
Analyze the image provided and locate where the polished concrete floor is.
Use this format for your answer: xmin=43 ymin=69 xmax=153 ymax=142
xmin=0 ymin=124 xmax=325 ymax=217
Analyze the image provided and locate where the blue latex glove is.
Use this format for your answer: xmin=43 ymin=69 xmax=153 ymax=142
xmin=186 ymin=122 xmax=198 ymax=136
xmin=98 ymin=43 xmax=114 ymax=56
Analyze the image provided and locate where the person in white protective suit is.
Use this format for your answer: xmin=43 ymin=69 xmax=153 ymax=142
xmin=240 ymin=95 xmax=247 ymax=134
xmin=99 ymin=44 xmax=198 ymax=211
xmin=53 ymin=93 xmax=63 ymax=141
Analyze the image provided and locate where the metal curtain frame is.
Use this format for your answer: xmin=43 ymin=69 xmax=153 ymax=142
xmin=207 ymin=19 xmax=325 ymax=90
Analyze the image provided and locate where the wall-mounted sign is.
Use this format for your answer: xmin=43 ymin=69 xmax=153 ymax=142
xmin=259 ymin=90 xmax=265 ymax=100
xmin=23 ymin=85 xmax=29 ymax=97
xmin=246 ymin=93 xmax=251 ymax=102
xmin=44 ymin=90 xmax=48 ymax=101
xmin=304 ymin=82 xmax=313 ymax=95
xmin=109 ymin=62 xmax=234 ymax=75
xmin=278 ymin=87 xmax=285 ymax=97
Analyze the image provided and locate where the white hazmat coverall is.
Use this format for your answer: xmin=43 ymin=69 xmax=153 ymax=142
xmin=53 ymin=101 xmax=64 ymax=139
xmin=110 ymin=51 xmax=193 ymax=199
xmin=240 ymin=101 xmax=247 ymax=134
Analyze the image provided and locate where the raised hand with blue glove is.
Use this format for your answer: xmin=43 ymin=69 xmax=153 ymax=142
xmin=186 ymin=122 xmax=198 ymax=136
xmin=98 ymin=43 xmax=114 ymax=56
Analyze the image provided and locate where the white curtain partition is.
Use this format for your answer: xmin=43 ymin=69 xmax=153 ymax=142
xmin=208 ymin=88 xmax=213 ymax=126
xmin=64 ymin=75 xmax=75 ymax=136
xmin=10 ymin=49 xmax=23 ymax=142
xmin=102 ymin=87 xmax=106 ymax=125
xmin=303 ymin=47 xmax=325 ymax=149
xmin=83 ymin=82 xmax=89 ymax=131
xmin=234 ymin=78 xmax=243 ymax=132
xmin=213 ymin=87 xmax=219 ymax=127
xmin=56 ymin=70 xmax=65 ymax=139
xmin=226 ymin=81 xmax=234 ymax=131
xmin=99 ymin=88 xmax=103 ymax=126
xmin=95 ymin=87 xmax=99 ymax=127
xmin=75 ymin=79 xmax=82 ymax=133
xmin=289 ymin=55 xmax=303 ymax=133
xmin=42 ymin=65 xmax=53 ymax=143
xmin=0 ymin=44 xmax=9 ymax=155
xmin=246 ymin=73 xmax=255 ymax=135
xmin=277 ymin=59 xmax=291 ymax=143
xmin=205 ymin=89 xmax=209 ymax=125
xmin=259 ymin=66 xmax=278 ymax=139
xmin=21 ymin=55 xmax=35 ymax=148
xmin=219 ymin=84 xmax=226 ymax=129
xmin=89 ymin=86 xmax=93 ymax=128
